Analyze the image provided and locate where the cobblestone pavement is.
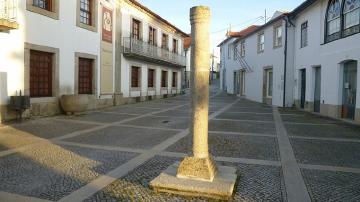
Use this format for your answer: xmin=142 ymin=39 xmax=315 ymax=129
xmin=0 ymin=83 xmax=359 ymax=201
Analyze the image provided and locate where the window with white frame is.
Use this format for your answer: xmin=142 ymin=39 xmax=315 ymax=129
xmin=301 ymin=21 xmax=308 ymax=48
xmin=274 ymin=26 xmax=282 ymax=47
xmin=326 ymin=0 xmax=341 ymax=42
xmin=258 ymin=32 xmax=265 ymax=53
xmin=240 ymin=41 xmax=245 ymax=57
xmin=228 ymin=44 xmax=232 ymax=59
xmin=343 ymin=0 xmax=360 ymax=36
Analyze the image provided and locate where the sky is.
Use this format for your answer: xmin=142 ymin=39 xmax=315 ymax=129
xmin=137 ymin=0 xmax=306 ymax=61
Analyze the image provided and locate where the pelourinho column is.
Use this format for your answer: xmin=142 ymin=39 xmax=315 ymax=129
xmin=150 ymin=6 xmax=237 ymax=200
xmin=176 ymin=6 xmax=217 ymax=181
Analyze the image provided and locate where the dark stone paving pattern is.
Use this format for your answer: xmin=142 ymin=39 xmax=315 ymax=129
xmin=85 ymin=156 xmax=285 ymax=202
xmin=64 ymin=126 xmax=179 ymax=149
xmin=123 ymin=115 xmax=189 ymax=130
xmin=282 ymin=115 xmax=338 ymax=124
xmin=8 ymin=119 xmax=98 ymax=139
xmin=209 ymin=119 xmax=276 ymax=134
xmin=225 ymin=107 xmax=274 ymax=113
xmin=104 ymin=106 xmax=159 ymax=115
xmin=63 ymin=112 xmax=137 ymax=124
xmin=291 ymin=139 xmax=360 ymax=168
xmin=166 ymin=133 xmax=279 ymax=161
xmin=302 ymin=169 xmax=360 ymax=201
xmin=0 ymin=144 xmax=138 ymax=201
xmin=216 ymin=112 xmax=274 ymax=121
xmin=285 ymin=123 xmax=360 ymax=139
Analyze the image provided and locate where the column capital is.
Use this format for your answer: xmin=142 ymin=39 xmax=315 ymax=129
xmin=190 ymin=6 xmax=211 ymax=24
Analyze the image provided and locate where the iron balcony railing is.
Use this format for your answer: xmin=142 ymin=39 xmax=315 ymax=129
xmin=234 ymin=46 xmax=253 ymax=73
xmin=0 ymin=0 xmax=17 ymax=22
xmin=122 ymin=37 xmax=186 ymax=67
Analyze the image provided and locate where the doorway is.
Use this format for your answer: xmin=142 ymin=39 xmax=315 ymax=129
xmin=314 ymin=67 xmax=321 ymax=113
xmin=240 ymin=70 xmax=245 ymax=96
xmin=233 ymin=71 xmax=240 ymax=95
xmin=300 ymin=69 xmax=306 ymax=109
xmin=342 ymin=61 xmax=357 ymax=120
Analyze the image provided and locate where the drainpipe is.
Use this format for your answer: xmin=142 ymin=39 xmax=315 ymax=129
xmin=283 ymin=17 xmax=289 ymax=108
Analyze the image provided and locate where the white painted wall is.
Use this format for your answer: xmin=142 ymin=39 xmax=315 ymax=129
xmin=293 ymin=0 xmax=360 ymax=109
xmin=0 ymin=0 xmax=116 ymax=103
xmin=119 ymin=2 xmax=184 ymax=97
xmin=220 ymin=19 xmax=287 ymax=107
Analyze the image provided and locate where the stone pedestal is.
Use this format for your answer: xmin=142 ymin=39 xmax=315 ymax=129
xmin=150 ymin=6 xmax=237 ymax=200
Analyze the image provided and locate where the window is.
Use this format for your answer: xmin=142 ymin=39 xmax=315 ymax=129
xmin=266 ymin=70 xmax=273 ymax=98
xmin=173 ymin=39 xmax=178 ymax=53
xmin=149 ymin=26 xmax=157 ymax=45
xmin=148 ymin=69 xmax=155 ymax=88
xmin=33 ymin=0 xmax=51 ymax=11
xmin=27 ymin=0 xmax=59 ymax=19
xmin=274 ymin=26 xmax=282 ymax=48
xmin=240 ymin=41 xmax=245 ymax=57
xmin=80 ymin=0 xmax=92 ymax=25
xmin=131 ymin=66 xmax=140 ymax=88
xmin=172 ymin=72 xmax=177 ymax=87
xmin=301 ymin=21 xmax=308 ymax=48
xmin=258 ymin=33 xmax=265 ymax=53
xmin=161 ymin=70 xmax=168 ymax=87
xmin=326 ymin=0 xmax=341 ymax=42
xmin=132 ymin=19 xmax=141 ymax=40
xmin=162 ymin=34 xmax=169 ymax=49
xmin=233 ymin=45 xmax=237 ymax=60
xmin=30 ymin=50 xmax=53 ymax=97
xmin=78 ymin=58 xmax=93 ymax=94
xmin=228 ymin=44 xmax=232 ymax=59
xmin=343 ymin=0 xmax=360 ymax=36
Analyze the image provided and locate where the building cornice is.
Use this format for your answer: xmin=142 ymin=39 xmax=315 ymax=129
xmin=120 ymin=0 xmax=189 ymax=38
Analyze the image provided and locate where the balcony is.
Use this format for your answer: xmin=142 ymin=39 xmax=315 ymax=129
xmin=122 ymin=37 xmax=186 ymax=68
xmin=0 ymin=0 xmax=18 ymax=31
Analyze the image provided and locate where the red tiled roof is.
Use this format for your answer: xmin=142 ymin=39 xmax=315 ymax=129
xmin=183 ymin=37 xmax=191 ymax=50
xmin=226 ymin=25 xmax=260 ymax=37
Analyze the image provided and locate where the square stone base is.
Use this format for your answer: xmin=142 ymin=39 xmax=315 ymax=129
xmin=150 ymin=162 xmax=237 ymax=200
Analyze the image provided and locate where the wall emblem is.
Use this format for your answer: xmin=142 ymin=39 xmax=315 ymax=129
xmin=102 ymin=7 xmax=113 ymax=43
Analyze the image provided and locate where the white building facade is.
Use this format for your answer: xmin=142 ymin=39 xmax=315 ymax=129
xmin=219 ymin=0 xmax=360 ymax=123
xmin=219 ymin=18 xmax=295 ymax=107
xmin=0 ymin=0 xmax=187 ymax=122
xmin=291 ymin=0 xmax=360 ymax=122
xmin=118 ymin=0 xmax=187 ymax=100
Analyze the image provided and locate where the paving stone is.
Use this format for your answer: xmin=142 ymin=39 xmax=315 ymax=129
xmin=302 ymin=169 xmax=360 ymax=201
xmin=0 ymin=144 xmax=138 ymax=201
xmin=282 ymin=114 xmax=338 ymax=124
xmin=216 ymin=112 xmax=274 ymax=122
xmin=285 ymin=123 xmax=360 ymax=139
xmin=166 ymin=133 xmax=279 ymax=161
xmin=0 ymin=126 xmax=44 ymax=150
xmin=209 ymin=119 xmax=276 ymax=134
xmin=85 ymin=156 xmax=285 ymax=202
xmin=5 ymin=119 xmax=98 ymax=139
xmin=64 ymin=126 xmax=179 ymax=149
xmin=105 ymin=106 xmax=159 ymax=115
xmin=123 ymin=115 xmax=189 ymax=130
xmin=63 ymin=112 xmax=137 ymax=124
xmin=226 ymin=107 xmax=274 ymax=113
xmin=291 ymin=139 xmax=360 ymax=168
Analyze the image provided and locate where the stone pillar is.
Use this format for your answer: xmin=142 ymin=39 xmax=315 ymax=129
xmin=176 ymin=6 xmax=217 ymax=182
xmin=150 ymin=7 xmax=236 ymax=200
xmin=190 ymin=6 xmax=210 ymax=159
